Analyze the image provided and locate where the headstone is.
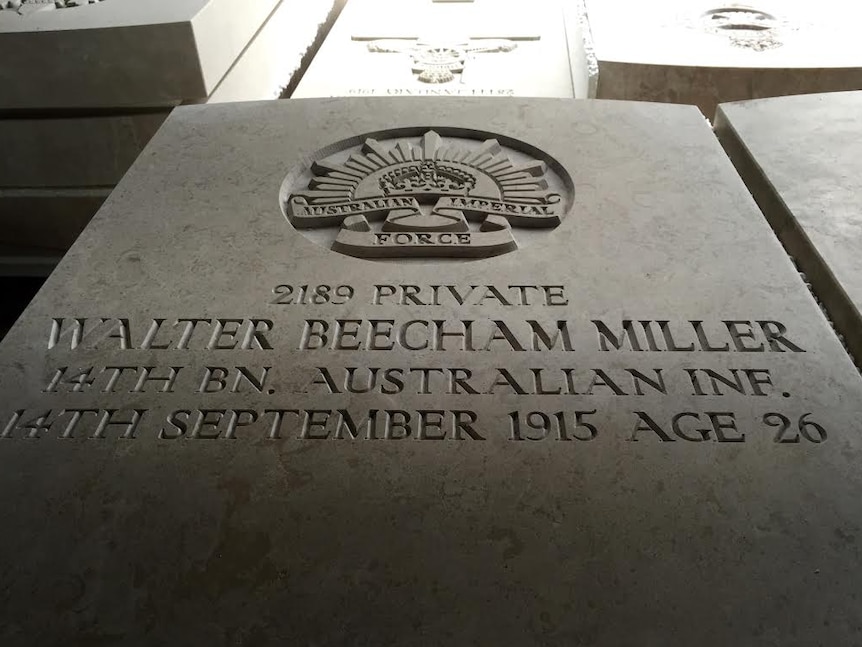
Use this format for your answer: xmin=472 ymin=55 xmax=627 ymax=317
xmin=0 ymin=0 xmax=281 ymax=110
xmin=1 ymin=97 xmax=861 ymax=644
xmin=715 ymin=90 xmax=862 ymax=367
xmin=293 ymin=0 xmax=576 ymax=98
xmin=574 ymin=0 xmax=862 ymax=118
xmin=0 ymin=0 xmax=341 ymax=283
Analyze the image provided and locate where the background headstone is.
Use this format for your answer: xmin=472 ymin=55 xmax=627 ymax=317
xmin=573 ymin=0 xmax=862 ymax=119
xmin=1 ymin=97 xmax=861 ymax=645
xmin=0 ymin=0 xmax=343 ymax=335
xmin=293 ymin=0 xmax=576 ymax=98
xmin=0 ymin=0 xmax=281 ymax=110
xmin=715 ymin=90 xmax=862 ymax=368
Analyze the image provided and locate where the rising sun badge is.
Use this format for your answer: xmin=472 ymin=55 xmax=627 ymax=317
xmin=283 ymin=130 xmax=570 ymax=260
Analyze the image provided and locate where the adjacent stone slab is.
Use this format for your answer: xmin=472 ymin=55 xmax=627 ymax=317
xmin=0 ymin=113 xmax=168 ymax=188
xmin=1 ymin=97 xmax=861 ymax=644
xmin=577 ymin=0 xmax=862 ymax=118
xmin=564 ymin=0 xmax=597 ymax=99
xmin=0 ymin=0 xmax=340 ymax=255
xmin=206 ymin=0 xmax=341 ymax=104
xmin=0 ymin=112 xmax=164 ymax=263
xmin=715 ymin=90 xmax=862 ymax=367
xmin=0 ymin=0 xmax=280 ymax=109
xmin=0 ymin=188 xmax=110 ymax=251
xmin=293 ymin=0 xmax=575 ymax=98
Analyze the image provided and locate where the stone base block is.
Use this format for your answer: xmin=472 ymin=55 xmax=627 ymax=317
xmin=0 ymin=187 xmax=110 ymax=251
xmin=0 ymin=0 xmax=281 ymax=109
xmin=0 ymin=113 xmax=168 ymax=188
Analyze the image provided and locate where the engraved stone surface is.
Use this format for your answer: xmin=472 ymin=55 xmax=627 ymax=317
xmin=699 ymin=6 xmax=782 ymax=52
xmin=0 ymin=0 xmax=281 ymax=109
xmin=365 ymin=39 xmax=519 ymax=84
xmin=0 ymin=0 xmax=104 ymax=13
xmin=1 ymin=97 xmax=862 ymax=644
xmin=293 ymin=0 xmax=575 ymax=98
xmin=283 ymin=129 xmax=568 ymax=259
xmin=575 ymin=0 xmax=862 ymax=118
xmin=715 ymin=90 xmax=862 ymax=367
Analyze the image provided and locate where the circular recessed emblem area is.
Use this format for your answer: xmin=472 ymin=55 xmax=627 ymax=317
xmin=0 ymin=0 xmax=104 ymax=15
xmin=701 ymin=5 xmax=783 ymax=50
xmin=280 ymin=129 xmax=573 ymax=262
xmin=705 ymin=6 xmax=775 ymax=31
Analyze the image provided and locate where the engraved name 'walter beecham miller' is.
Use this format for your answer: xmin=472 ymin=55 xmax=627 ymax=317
xmin=285 ymin=130 xmax=567 ymax=260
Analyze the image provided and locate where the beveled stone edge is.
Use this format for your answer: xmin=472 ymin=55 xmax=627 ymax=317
xmin=714 ymin=102 xmax=862 ymax=370
xmin=565 ymin=0 xmax=598 ymax=98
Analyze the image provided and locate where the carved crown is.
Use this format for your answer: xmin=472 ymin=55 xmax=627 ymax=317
xmin=378 ymin=161 xmax=476 ymax=196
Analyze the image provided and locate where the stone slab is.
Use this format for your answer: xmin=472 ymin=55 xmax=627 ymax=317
xmin=293 ymin=0 xmax=575 ymax=98
xmin=0 ymin=112 xmax=168 ymax=188
xmin=715 ymin=90 xmax=862 ymax=367
xmin=578 ymin=0 xmax=862 ymax=118
xmin=206 ymin=0 xmax=341 ymax=104
xmin=1 ymin=97 xmax=862 ymax=645
xmin=0 ymin=187 xmax=110 ymax=250
xmin=0 ymin=0 xmax=335 ymax=186
xmin=0 ymin=0 xmax=280 ymax=109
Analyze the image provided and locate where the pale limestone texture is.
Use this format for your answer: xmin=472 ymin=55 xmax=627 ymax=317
xmin=0 ymin=98 xmax=861 ymax=645
xmin=576 ymin=0 xmax=862 ymax=118
xmin=716 ymin=90 xmax=862 ymax=366
xmin=293 ymin=0 xmax=575 ymax=98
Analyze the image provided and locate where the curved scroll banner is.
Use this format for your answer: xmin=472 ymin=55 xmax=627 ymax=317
xmin=333 ymin=227 xmax=517 ymax=259
xmin=287 ymin=196 xmax=423 ymax=228
xmin=434 ymin=195 xmax=561 ymax=227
